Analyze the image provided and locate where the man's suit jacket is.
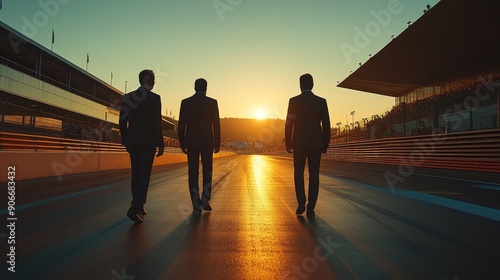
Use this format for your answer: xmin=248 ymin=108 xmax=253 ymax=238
xmin=119 ymin=87 xmax=164 ymax=148
xmin=285 ymin=91 xmax=331 ymax=150
xmin=178 ymin=93 xmax=221 ymax=149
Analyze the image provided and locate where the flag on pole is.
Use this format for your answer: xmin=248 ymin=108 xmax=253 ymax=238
xmin=51 ymin=29 xmax=55 ymax=51
xmin=86 ymin=53 xmax=89 ymax=71
xmin=110 ymin=71 xmax=113 ymax=85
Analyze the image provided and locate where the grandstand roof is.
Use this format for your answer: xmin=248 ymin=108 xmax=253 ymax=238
xmin=337 ymin=0 xmax=500 ymax=97
xmin=0 ymin=21 xmax=123 ymax=96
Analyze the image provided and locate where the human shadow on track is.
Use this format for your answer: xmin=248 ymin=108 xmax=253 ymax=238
xmin=297 ymin=215 xmax=390 ymax=280
xmin=126 ymin=213 xmax=205 ymax=279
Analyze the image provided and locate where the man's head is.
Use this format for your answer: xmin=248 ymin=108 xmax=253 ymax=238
xmin=300 ymin=73 xmax=314 ymax=91
xmin=195 ymin=78 xmax=208 ymax=93
xmin=139 ymin=69 xmax=155 ymax=90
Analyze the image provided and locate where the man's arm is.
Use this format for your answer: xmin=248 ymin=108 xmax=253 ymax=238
xmin=119 ymin=95 xmax=129 ymax=146
xmin=154 ymin=95 xmax=164 ymax=157
xmin=212 ymin=100 xmax=221 ymax=153
xmin=285 ymin=99 xmax=295 ymax=153
xmin=321 ymin=99 xmax=331 ymax=153
xmin=178 ymin=100 xmax=187 ymax=154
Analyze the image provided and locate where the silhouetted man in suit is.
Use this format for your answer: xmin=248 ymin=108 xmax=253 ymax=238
xmin=285 ymin=73 xmax=331 ymax=217
xmin=120 ymin=69 xmax=164 ymax=223
xmin=178 ymin=78 xmax=221 ymax=215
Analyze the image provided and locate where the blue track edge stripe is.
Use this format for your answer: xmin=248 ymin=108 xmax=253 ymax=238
xmin=323 ymin=175 xmax=500 ymax=223
xmin=0 ymin=182 xmax=124 ymax=215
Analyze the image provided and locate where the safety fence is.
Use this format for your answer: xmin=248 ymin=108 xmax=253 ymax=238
xmin=328 ymin=129 xmax=500 ymax=172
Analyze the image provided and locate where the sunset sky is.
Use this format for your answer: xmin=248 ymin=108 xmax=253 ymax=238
xmin=0 ymin=0 xmax=439 ymax=125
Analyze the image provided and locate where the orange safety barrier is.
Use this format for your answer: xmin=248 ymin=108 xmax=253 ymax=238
xmin=0 ymin=131 xmax=125 ymax=152
xmin=328 ymin=129 xmax=500 ymax=172
xmin=0 ymin=131 xmax=181 ymax=152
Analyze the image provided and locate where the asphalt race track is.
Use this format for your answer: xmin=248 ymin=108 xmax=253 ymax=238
xmin=1 ymin=155 xmax=499 ymax=279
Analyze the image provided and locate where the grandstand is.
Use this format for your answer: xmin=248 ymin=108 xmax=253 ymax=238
xmin=0 ymin=21 xmax=175 ymax=149
xmin=333 ymin=0 xmax=500 ymax=172
xmin=336 ymin=0 xmax=499 ymax=142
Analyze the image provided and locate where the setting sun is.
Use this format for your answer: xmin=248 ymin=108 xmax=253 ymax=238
xmin=253 ymin=108 xmax=267 ymax=120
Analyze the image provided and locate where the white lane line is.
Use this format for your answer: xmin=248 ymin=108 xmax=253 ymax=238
xmin=323 ymin=175 xmax=500 ymax=223
xmin=0 ymin=181 xmax=124 ymax=215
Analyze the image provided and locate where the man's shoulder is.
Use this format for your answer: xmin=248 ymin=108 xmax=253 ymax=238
xmin=122 ymin=91 xmax=133 ymax=98
xmin=122 ymin=87 xmax=159 ymax=98
xmin=121 ymin=91 xmax=134 ymax=104
xmin=206 ymin=96 xmax=218 ymax=103
xmin=289 ymin=94 xmax=302 ymax=102
xmin=181 ymin=95 xmax=193 ymax=104
xmin=183 ymin=95 xmax=217 ymax=103
xmin=150 ymin=90 xmax=161 ymax=98
xmin=197 ymin=93 xmax=217 ymax=103
xmin=316 ymin=95 xmax=327 ymax=103
xmin=309 ymin=92 xmax=327 ymax=103
xmin=290 ymin=92 xmax=327 ymax=105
